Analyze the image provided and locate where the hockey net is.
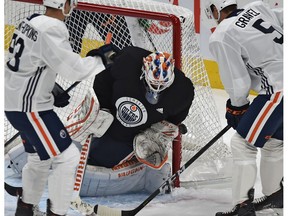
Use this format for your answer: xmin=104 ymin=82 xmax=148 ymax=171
xmin=4 ymin=0 xmax=232 ymax=187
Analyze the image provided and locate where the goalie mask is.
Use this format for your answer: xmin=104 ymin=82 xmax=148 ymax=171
xmin=141 ymin=52 xmax=175 ymax=104
xmin=43 ymin=0 xmax=77 ymax=16
xmin=205 ymin=0 xmax=237 ymax=22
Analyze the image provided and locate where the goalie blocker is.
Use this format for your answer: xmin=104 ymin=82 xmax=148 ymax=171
xmin=65 ymin=88 xmax=114 ymax=143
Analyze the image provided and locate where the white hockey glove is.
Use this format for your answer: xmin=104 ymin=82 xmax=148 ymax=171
xmin=65 ymin=88 xmax=114 ymax=143
xmin=133 ymin=121 xmax=179 ymax=169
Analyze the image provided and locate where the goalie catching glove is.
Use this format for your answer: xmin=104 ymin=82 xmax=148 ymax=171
xmin=133 ymin=120 xmax=179 ymax=169
xmin=86 ymin=44 xmax=120 ymax=68
xmin=65 ymin=88 xmax=114 ymax=143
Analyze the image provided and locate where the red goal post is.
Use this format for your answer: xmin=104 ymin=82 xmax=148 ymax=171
xmin=4 ymin=0 xmax=232 ymax=187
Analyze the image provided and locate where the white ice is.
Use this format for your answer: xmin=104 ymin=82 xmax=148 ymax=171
xmin=4 ymin=89 xmax=282 ymax=216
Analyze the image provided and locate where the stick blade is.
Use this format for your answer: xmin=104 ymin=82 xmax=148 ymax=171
xmin=95 ymin=205 xmax=123 ymax=216
xmin=4 ymin=182 xmax=22 ymax=197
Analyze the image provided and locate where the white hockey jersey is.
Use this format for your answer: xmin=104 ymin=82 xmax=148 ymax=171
xmin=209 ymin=1 xmax=283 ymax=107
xmin=5 ymin=14 xmax=105 ymax=112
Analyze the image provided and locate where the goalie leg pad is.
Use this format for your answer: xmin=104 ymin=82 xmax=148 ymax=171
xmin=80 ymin=161 xmax=147 ymax=197
xmin=7 ymin=144 xmax=28 ymax=174
xmin=65 ymin=88 xmax=113 ymax=142
xmin=144 ymin=162 xmax=172 ymax=194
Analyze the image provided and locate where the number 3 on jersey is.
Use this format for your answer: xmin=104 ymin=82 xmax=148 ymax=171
xmin=7 ymin=33 xmax=25 ymax=72
xmin=252 ymin=18 xmax=283 ymax=44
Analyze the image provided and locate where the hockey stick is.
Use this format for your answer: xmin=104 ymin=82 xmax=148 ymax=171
xmin=5 ymin=125 xmax=231 ymax=215
xmin=63 ymin=125 xmax=232 ymax=215
xmin=69 ymin=134 xmax=94 ymax=214
xmin=4 ymin=81 xmax=81 ymax=154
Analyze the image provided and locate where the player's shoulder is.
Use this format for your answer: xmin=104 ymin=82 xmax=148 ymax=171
xmin=174 ymin=68 xmax=194 ymax=92
xmin=121 ymin=46 xmax=151 ymax=58
xmin=28 ymin=14 xmax=67 ymax=33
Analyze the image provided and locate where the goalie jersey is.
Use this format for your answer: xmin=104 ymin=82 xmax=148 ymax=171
xmin=93 ymin=46 xmax=194 ymax=142
xmin=209 ymin=1 xmax=283 ymax=107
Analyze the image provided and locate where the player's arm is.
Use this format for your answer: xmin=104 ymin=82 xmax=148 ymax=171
xmin=92 ymin=67 xmax=114 ymax=110
xmin=168 ymin=82 xmax=194 ymax=124
xmin=272 ymin=7 xmax=283 ymax=29
xmin=209 ymin=39 xmax=250 ymax=106
xmin=209 ymin=40 xmax=250 ymax=128
xmin=40 ymin=25 xmax=106 ymax=81
xmin=166 ymin=70 xmax=195 ymax=124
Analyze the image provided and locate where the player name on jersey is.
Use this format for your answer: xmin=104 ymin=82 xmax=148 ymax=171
xmin=16 ymin=20 xmax=38 ymax=42
xmin=235 ymin=8 xmax=260 ymax=28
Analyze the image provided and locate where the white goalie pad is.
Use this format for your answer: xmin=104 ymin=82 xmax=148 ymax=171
xmin=65 ymin=88 xmax=114 ymax=142
xmin=7 ymin=144 xmax=28 ymax=174
xmin=80 ymin=158 xmax=172 ymax=197
xmin=133 ymin=120 xmax=179 ymax=169
xmin=80 ymin=158 xmax=146 ymax=196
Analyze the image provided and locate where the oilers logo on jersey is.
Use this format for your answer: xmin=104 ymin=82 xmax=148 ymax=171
xmin=115 ymin=97 xmax=148 ymax=127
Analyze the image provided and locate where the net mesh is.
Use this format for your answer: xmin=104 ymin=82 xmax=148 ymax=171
xmin=4 ymin=0 xmax=232 ymax=183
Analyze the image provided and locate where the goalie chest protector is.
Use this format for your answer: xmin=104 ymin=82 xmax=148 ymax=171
xmin=93 ymin=46 xmax=194 ymax=142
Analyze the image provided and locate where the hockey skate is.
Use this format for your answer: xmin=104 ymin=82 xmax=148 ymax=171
xmin=215 ymin=188 xmax=256 ymax=216
xmin=15 ymin=197 xmax=46 ymax=216
xmin=46 ymin=199 xmax=64 ymax=216
xmin=253 ymin=182 xmax=283 ymax=211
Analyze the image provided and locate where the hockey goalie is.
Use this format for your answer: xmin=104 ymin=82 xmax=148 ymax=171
xmin=8 ymin=46 xmax=194 ymax=196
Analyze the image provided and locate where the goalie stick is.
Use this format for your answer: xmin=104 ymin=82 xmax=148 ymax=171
xmin=5 ymin=125 xmax=231 ymax=215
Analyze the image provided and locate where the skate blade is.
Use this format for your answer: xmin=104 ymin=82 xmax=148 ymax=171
xmin=256 ymin=208 xmax=283 ymax=216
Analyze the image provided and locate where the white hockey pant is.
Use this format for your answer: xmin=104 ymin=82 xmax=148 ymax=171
xmin=22 ymin=143 xmax=80 ymax=215
xmin=231 ymin=132 xmax=283 ymax=205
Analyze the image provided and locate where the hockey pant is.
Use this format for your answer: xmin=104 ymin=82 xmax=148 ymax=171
xmin=230 ymin=132 xmax=283 ymax=205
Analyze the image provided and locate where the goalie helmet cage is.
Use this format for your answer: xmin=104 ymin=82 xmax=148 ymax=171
xmin=4 ymin=0 xmax=232 ymax=187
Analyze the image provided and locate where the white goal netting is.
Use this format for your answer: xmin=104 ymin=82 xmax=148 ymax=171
xmin=4 ymin=0 xmax=232 ymax=185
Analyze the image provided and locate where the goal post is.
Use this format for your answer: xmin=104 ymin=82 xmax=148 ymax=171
xmin=4 ymin=0 xmax=232 ymax=187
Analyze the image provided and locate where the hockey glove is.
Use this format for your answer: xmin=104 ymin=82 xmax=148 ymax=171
xmin=52 ymin=82 xmax=70 ymax=108
xmin=226 ymin=99 xmax=249 ymax=129
xmin=86 ymin=44 xmax=120 ymax=68
xmin=133 ymin=121 xmax=179 ymax=169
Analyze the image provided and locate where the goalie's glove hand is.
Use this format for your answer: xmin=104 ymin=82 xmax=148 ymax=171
xmin=86 ymin=44 xmax=120 ymax=68
xmin=52 ymin=82 xmax=70 ymax=108
xmin=226 ymin=99 xmax=249 ymax=129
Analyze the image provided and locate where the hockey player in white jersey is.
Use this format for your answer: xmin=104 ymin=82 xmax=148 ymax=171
xmin=205 ymin=0 xmax=283 ymax=215
xmin=4 ymin=0 xmax=118 ymax=215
